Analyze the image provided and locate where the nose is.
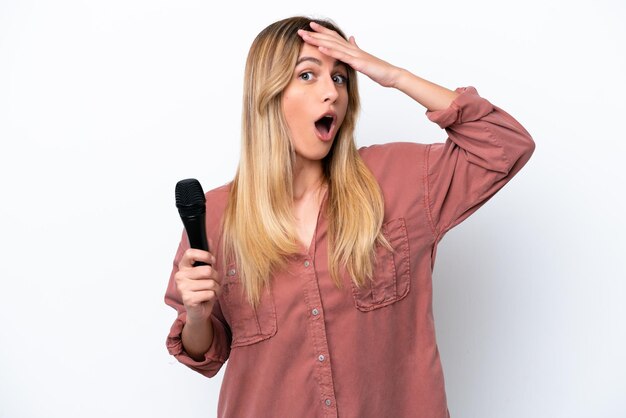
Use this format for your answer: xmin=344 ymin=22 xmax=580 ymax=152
xmin=321 ymin=76 xmax=339 ymax=103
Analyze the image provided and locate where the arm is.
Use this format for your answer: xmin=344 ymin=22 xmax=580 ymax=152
xmin=298 ymin=21 xmax=460 ymax=111
xmin=182 ymin=315 xmax=214 ymax=362
xmin=423 ymin=86 xmax=535 ymax=236
xmin=175 ymin=246 xmax=218 ymax=361
xmin=300 ymin=22 xmax=535 ymax=238
xmin=164 ymin=232 xmax=231 ymax=377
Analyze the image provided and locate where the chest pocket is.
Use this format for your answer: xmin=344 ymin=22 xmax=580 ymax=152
xmin=220 ymin=264 xmax=277 ymax=348
xmin=351 ymin=217 xmax=411 ymax=311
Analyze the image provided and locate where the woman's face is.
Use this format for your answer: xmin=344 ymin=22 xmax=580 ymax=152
xmin=281 ymin=42 xmax=349 ymax=166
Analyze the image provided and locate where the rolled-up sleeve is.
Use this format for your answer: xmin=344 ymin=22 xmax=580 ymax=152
xmin=164 ymin=233 xmax=231 ymax=378
xmin=424 ymin=86 xmax=535 ymax=238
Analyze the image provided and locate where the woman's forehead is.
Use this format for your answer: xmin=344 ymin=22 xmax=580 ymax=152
xmin=296 ymin=44 xmax=347 ymax=69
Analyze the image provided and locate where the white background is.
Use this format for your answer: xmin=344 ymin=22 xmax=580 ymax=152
xmin=1 ymin=0 xmax=625 ymax=417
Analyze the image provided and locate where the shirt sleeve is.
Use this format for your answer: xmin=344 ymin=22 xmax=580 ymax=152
xmin=424 ymin=86 xmax=535 ymax=239
xmin=164 ymin=232 xmax=231 ymax=378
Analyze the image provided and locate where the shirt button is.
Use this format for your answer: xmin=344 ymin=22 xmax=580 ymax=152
xmin=312 ymin=308 xmax=319 ymax=316
xmin=318 ymin=354 xmax=325 ymax=362
xmin=304 ymin=260 xmax=310 ymax=267
xmin=324 ymin=399 xmax=332 ymax=406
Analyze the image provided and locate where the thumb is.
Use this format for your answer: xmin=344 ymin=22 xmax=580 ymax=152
xmin=349 ymin=36 xmax=358 ymax=47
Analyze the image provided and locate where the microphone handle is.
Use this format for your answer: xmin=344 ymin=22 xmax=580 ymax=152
xmin=181 ymin=214 xmax=210 ymax=267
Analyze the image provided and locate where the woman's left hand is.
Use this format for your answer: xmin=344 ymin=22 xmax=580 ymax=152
xmin=297 ymin=21 xmax=402 ymax=88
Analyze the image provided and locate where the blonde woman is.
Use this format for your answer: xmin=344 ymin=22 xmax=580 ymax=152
xmin=164 ymin=16 xmax=535 ymax=418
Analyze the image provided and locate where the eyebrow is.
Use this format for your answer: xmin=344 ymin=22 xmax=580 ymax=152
xmin=296 ymin=56 xmax=347 ymax=70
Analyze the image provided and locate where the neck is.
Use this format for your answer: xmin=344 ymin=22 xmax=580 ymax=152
xmin=292 ymin=159 xmax=325 ymax=201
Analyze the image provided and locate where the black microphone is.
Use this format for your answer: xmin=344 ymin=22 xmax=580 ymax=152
xmin=175 ymin=178 xmax=209 ymax=266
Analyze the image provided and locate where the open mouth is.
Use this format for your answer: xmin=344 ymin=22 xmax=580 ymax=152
xmin=314 ymin=114 xmax=335 ymax=140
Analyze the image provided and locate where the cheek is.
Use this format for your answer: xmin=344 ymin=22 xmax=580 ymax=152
xmin=283 ymin=96 xmax=307 ymax=127
xmin=338 ymin=100 xmax=349 ymax=125
xmin=281 ymin=97 xmax=296 ymax=128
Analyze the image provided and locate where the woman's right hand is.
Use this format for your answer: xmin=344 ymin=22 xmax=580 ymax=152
xmin=174 ymin=248 xmax=222 ymax=323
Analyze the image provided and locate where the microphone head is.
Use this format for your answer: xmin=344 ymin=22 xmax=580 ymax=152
xmin=175 ymin=178 xmax=206 ymax=218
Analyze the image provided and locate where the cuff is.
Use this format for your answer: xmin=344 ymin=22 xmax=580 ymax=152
xmin=166 ymin=311 xmax=229 ymax=367
xmin=425 ymin=86 xmax=495 ymax=129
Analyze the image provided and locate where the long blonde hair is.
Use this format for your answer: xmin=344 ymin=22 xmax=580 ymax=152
xmin=222 ymin=16 xmax=388 ymax=306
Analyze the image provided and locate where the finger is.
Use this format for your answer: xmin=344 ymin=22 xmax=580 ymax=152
xmin=175 ymin=268 xmax=211 ymax=293
xmin=298 ymin=24 xmax=351 ymax=47
xmin=299 ymin=30 xmax=350 ymax=50
xmin=308 ymin=21 xmax=343 ymax=38
xmin=185 ymin=278 xmax=221 ymax=293
xmin=308 ymin=21 xmax=333 ymax=35
xmin=177 ymin=277 xmax=222 ymax=301
xmin=179 ymin=248 xmax=214 ymax=269
xmin=183 ymin=289 xmax=219 ymax=307
xmin=317 ymin=45 xmax=362 ymax=70
xmin=299 ymin=30 xmax=361 ymax=59
xmin=182 ymin=264 xmax=214 ymax=280
xmin=301 ymin=37 xmax=359 ymax=64
xmin=297 ymin=27 xmax=368 ymax=74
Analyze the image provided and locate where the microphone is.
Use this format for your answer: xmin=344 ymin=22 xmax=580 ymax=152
xmin=175 ymin=178 xmax=209 ymax=266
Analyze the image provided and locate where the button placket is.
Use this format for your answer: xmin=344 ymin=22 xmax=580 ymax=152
xmin=300 ymin=257 xmax=337 ymax=416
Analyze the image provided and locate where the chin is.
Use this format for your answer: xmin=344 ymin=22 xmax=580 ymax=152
xmin=297 ymin=148 xmax=333 ymax=164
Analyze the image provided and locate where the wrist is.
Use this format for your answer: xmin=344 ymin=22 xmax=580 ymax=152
xmin=185 ymin=311 xmax=212 ymax=328
xmin=390 ymin=67 xmax=409 ymax=89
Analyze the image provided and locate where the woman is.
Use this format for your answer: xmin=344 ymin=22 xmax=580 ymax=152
xmin=165 ymin=16 xmax=535 ymax=418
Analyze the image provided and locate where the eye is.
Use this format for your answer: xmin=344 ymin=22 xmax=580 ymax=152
xmin=299 ymin=71 xmax=314 ymax=81
xmin=332 ymin=74 xmax=347 ymax=85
